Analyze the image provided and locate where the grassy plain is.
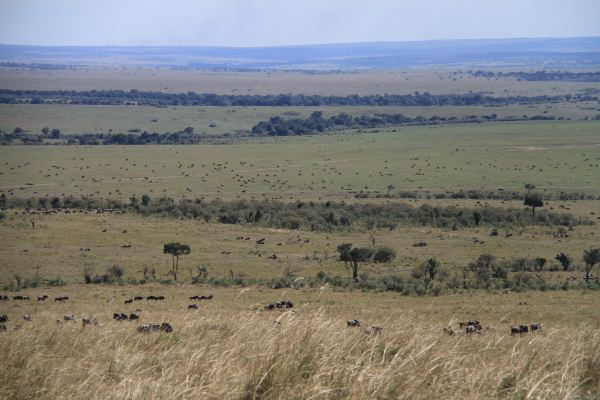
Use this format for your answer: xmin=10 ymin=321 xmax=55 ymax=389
xmin=1 ymin=102 xmax=599 ymax=135
xmin=0 ymin=209 xmax=598 ymax=288
xmin=1 ymin=121 xmax=599 ymax=201
xmin=0 ymin=286 xmax=598 ymax=399
xmin=2 ymin=68 xmax=600 ymax=96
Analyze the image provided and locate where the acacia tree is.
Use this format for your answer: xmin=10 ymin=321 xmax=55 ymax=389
xmin=583 ymin=248 xmax=600 ymax=284
xmin=337 ymin=243 xmax=374 ymax=281
xmin=163 ymin=242 xmax=191 ymax=281
xmin=524 ymin=192 xmax=544 ymax=222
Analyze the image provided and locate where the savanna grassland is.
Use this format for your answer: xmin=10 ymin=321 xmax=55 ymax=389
xmin=1 ymin=65 xmax=600 ymax=399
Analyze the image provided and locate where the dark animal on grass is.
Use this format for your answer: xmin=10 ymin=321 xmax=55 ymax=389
xmin=37 ymin=295 xmax=48 ymax=301
xmin=63 ymin=314 xmax=75 ymax=321
xmin=0 ymin=315 xmax=7 ymax=323
xmin=23 ymin=315 xmax=31 ymax=322
xmin=459 ymin=320 xmax=482 ymax=333
xmin=137 ymin=323 xmax=173 ymax=333
xmin=13 ymin=295 xmax=30 ymax=300
xmin=134 ymin=296 xmax=144 ymax=301
xmin=125 ymin=299 xmax=133 ymax=304
xmin=530 ymin=323 xmax=543 ymax=331
xmin=511 ymin=325 xmax=530 ymax=335
xmin=113 ymin=313 xmax=128 ymax=321
xmin=347 ymin=319 xmax=360 ymax=327
xmin=55 ymin=296 xmax=69 ymax=302
xmin=128 ymin=313 xmax=140 ymax=321
xmin=264 ymin=303 xmax=275 ymax=310
xmin=0 ymin=295 xmax=8 ymax=301
xmin=188 ymin=304 xmax=198 ymax=310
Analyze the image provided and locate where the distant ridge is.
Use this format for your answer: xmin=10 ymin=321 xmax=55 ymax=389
xmin=1 ymin=37 xmax=599 ymax=69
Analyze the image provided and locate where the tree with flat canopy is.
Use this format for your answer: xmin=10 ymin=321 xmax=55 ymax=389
xmin=163 ymin=242 xmax=191 ymax=281
xmin=523 ymin=185 xmax=544 ymax=222
xmin=583 ymin=248 xmax=600 ymax=284
xmin=337 ymin=243 xmax=375 ymax=282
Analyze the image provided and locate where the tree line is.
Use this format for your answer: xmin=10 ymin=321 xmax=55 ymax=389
xmin=2 ymin=194 xmax=590 ymax=231
xmin=0 ymin=89 xmax=596 ymax=106
xmin=467 ymin=70 xmax=600 ymax=82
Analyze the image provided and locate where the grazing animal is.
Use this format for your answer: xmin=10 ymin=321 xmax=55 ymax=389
xmin=459 ymin=320 xmax=482 ymax=333
xmin=13 ymin=295 xmax=30 ymax=301
xmin=137 ymin=323 xmax=173 ymax=333
xmin=256 ymin=238 xmax=266 ymax=244
xmin=128 ymin=313 xmax=140 ymax=321
xmin=23 ymin=315 xmax=31 ymax=322
xmin=346 ymin=319 xmax=360 ymax=327
xmin=63 ymin=314 xmax=75 ymax=321
xmin=511 ymin=325 xmax=530 ymax=335
xmin=443 ymin=326 xmax=454 ymax=336
xmin=0 ymin=314 xmax=8 ymax=323
xmin=530 ymin=323 xmax=543 ymax=331
xmin=188 ymin=304 xmax=198 ymax=310
xmin=113 ymin=313 xmax=128 ymax=321
xmin=124 ymin=299 xmax=133 ymax=304
xmin=55 ymin=296 xmax=69 ymax=302
xmin=147 ymin=295 xmax=156 ymax=301
xmin=134 ymin=296 xmax=144 ymax=301
xmin=37 ymin=295 xmax=48 ymax=301
xmin=267 ymin=254 xmax=277 ymax=260
xmin=0 ymin=295 xmax=8 ymax=301
xmin=365 ymin=326 xmax=383 ymax=335
xmin=264 ymin=303 xmax=275 ymax=310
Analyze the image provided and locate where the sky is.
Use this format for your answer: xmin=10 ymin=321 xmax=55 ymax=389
xmin=0 ymin=0 xmax=599 ymax=47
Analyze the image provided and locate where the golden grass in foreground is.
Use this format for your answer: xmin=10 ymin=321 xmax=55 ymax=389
xmin=0 ymin=288 xmax=599 ymax=399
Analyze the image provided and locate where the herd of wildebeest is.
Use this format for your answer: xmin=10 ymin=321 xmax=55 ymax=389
xmin=0 ymin=293 xmax=543 ymax=337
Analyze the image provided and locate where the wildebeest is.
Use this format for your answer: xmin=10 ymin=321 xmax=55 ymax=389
xmin=346 ymin=319 xmax=360 ymax=327
xmin=256 ymin=238 xmax=266 ymax=244
xmin=55 ymin=296 xmax=69 ymax=302
xmin=190 ymin=295 xmax=214 ymax=300
xmin=264 ymin=303 xmax=275 ymax=310
xmin=188 ymin=304 xmax=198 ymax=310
xmin=276 ymin=300 xmax=293 ymax=308
xmin=133 ymin=296 xmax=144 ymax=301
xmin=37 ymin=295 xmax=48 ymax=301
xmin=459 ymin=320 xmax=483 ymax=333
xmin=147 ymin=295 xmax=165 ymax=301
xmin=125 ymin=299 xmax=133 ymax=304
xmin=128 ymin=313 xmax=140 ymax=321
xmin=0 ymin=314 xmax=8 ymax=323
xmin=443 ymin=326 xmax=455 ymax=336
xmin=530 ymin=323 xmax=543 ymax=331
xmin=13 ymin=295 xmax=30 ymax=300
xmin=63 ymin=314 xmax=75 ymax=321
xmin=511 ymin=325 xmax=530 ymax=335
xmin=137 ymin=323 xmax=172 ymax=333
xmin=0 ymin=295 xmax=9 ymax=301
xmin=23 ymin=315 xmax=31 ymax=322
xmin=113 ymin=313 xmax=128 ymax=321
xmin=412 ymin=241 xmax=427 ymax=247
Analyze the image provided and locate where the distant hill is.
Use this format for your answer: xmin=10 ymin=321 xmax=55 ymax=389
xmin=1 ymin=37 xmax=600 ymax=69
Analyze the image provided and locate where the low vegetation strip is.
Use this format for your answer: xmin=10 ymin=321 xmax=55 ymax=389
xmin=3 ymin=195 xmax=589 ymax=231
xmin=0 ymin=89 xmax=596 ymax=106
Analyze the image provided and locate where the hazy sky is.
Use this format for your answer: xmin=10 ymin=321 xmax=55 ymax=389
xmin=1 ymin=0 xmax=599 ymax=46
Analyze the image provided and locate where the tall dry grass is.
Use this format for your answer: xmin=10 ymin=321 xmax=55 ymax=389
xmin=0 ymin=307 xmax=598 ymax=399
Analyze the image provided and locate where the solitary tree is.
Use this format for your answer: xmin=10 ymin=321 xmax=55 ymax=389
xmin=583 ymin=248 xmax=600 ymax=284
xmin=425 ymin=257 xmax=440 ymax=281
xmin=163 ymin=242 xmax=191 ymax=281
xmin=386 ymin=184 xmax=396 ymax=198
xmin=524 ymin=192 xmax=544 ymax=222
xmin=555 ymin=252 xmax=571 ymax=271
xmin=337 ymin=243 xmax=374 ymax=281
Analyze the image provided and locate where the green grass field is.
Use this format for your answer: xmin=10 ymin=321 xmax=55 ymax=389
xmin=2 ymin=102 xmax=598 ymax=136
xmin=2 ymin=121 xmax=599 ymax=201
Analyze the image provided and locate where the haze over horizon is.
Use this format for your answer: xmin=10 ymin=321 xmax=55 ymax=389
xmin=1 ymin=0 xmax=599 ymax=47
